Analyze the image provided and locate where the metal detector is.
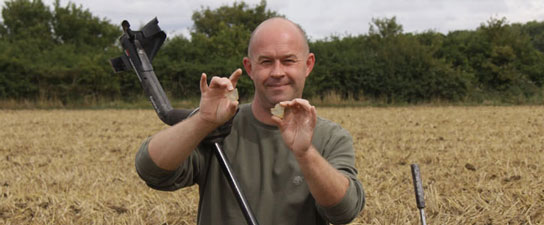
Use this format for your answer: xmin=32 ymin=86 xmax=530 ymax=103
xmin=411 ymin=164 xmax=428 ymax=225
xmin=110 ymin=18 xmax=259 ymax=225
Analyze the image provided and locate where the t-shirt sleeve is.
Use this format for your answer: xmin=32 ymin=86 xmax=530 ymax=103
xmin=134 ymin=137 xmax=207 ymax=191
xmin=315 ymin=122 xmax=366 ymax=224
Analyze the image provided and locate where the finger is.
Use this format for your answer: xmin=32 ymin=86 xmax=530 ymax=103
xmin=228 ymin=100 xmax=239 ymax=114
xmin=279 ymin=100 xmax=294 ymax=108
xmin=293 ymin=98 xmax=312 ymax=111
xmin=200 ymin=73 xmax=208 ymax=93
xmin=280 ymin=99 xmax=303 ymax=111
xmin=229 ymin=68 xmax=243 ymax=87
xmin=309 ymin=106 xmax=318 ymax=127
xmin=270 ymin=115 xmax=283 ymax=127
xmin=209 ymin=76 xmax=234 ymax=90
xmin=311 ymin=106 xmax=317 ymax=120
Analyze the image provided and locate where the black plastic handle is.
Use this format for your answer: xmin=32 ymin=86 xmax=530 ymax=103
xmin=411 ymin=164 xmax=425 ymax=209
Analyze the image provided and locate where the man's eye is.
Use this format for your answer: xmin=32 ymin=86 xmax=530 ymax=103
xmin=283 ymin=59 xmax=296 ymax=64
xmin=260 ymin=60 xmax=272 ymax=64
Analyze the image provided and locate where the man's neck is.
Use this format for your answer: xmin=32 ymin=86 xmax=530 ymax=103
xmin=251 ymin=99 xmax=277 ymax=126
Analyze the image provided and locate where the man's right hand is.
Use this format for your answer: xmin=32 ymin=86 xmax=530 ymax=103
xmin=147 ymin=68 xmax=243 ymax=171
xmin=198 ymin=68 xmax=242 ymax=127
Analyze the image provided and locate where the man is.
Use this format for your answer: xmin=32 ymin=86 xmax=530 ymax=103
xmin=135 ymin=17 xmax=365 ymax=225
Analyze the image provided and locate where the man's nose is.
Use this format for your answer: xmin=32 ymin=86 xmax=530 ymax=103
xmin=270 ymin=60 xmax=285 ymax=77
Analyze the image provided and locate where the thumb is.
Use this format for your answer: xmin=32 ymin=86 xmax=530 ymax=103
xmin=200 ymin=73 xmax=208 ymax=93
xmin=270 ymin=115 xmax=283 ymax=128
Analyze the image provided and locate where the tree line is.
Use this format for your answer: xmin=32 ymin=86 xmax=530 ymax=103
xmin=1 ymin=0 xmax=543 ymax=105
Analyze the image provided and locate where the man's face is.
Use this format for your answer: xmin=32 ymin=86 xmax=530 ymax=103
xmin=243 ymin=26 xmax=315 ymax=109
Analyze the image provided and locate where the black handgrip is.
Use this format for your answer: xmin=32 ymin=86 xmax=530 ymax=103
xmin=411 ymin=164 xmax=425 ymax=209
xmin=164 ymin=109 xmax=195 ymax=126
xmin=203 ymin=109 xmax=238 ymax=144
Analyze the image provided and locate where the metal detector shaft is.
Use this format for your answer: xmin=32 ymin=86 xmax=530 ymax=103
xmin=411 ymin=164 xmax=427 ymax=225
xmin=419 ymin=209 xmax=427 ymax=225
xmin=214 ymin=143 xmax=259 ymax=225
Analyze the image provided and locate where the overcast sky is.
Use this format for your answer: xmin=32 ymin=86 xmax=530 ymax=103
xmin=1 ymin=0 xmax=543 ymax=40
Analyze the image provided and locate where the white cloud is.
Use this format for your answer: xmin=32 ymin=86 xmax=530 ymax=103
xmin=0 ymin=0 xmax=542 ymax=39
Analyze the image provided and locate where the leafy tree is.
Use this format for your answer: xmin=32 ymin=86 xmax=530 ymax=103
xmin=522 ymin=20 xmax=544 ymax=53
xmin=1 ymin=0 xmax=543 ymax=105
xmin=309 ymin=35 xmax=369 ymax=99
xmin=311 ymin=17 xmax=468 ymax=103
xmin=52 ymin=0 xmax=119 ymax=50
xmin=0 ymin=18 xmax=6 ymax=37
xmin=1 ymin=0 xmax=52 ymax=41
xmin=0 ymin=0 xmax=121 ymax=102
xmin=0 ymin=0 xmax=53 ymax=99
xmin=192 ymin=0 xmax=277 ymax=38
xmin=440 ymin=17 xmax=544 ymax=102
xmin=155 ymin=0 xmax=279 ymax=100
xmin=369 ymin=16 xmax=403 ymax=39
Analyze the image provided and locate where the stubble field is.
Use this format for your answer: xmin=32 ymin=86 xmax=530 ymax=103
xmin=0 ymin=106 xmax=543 ymax=224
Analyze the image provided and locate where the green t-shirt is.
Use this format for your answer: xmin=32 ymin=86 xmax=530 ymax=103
xmin=136 ymin=104 xmax=365 ymax=225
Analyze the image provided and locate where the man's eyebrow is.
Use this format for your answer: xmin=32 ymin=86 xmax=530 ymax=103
xmin=283 ymin=54 xmax=298 ymax=59
xmin=257 ymin=56 xmax=272 ymax=61
xmin=255 ymin=54 xmax=299 ymax=61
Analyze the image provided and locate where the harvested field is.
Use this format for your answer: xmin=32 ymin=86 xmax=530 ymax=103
xmin=1 ymin=106 xmax=543 ymax=224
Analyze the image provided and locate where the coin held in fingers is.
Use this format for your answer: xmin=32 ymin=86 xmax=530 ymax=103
xmin=271 ymin=103 xmax=285 ymax=119
xmin=226 ymin=88 xmax=238 ymax=101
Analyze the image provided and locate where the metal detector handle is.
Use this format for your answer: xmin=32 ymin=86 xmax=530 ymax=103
xmin=132 ymin=42 xmax=192 ymax=125
xmin=111 ymin=19 xmax=194 ymax=125
xmin=411 ymin=164 xmax=427 ymax=225
xmin=411 ymin=164 xmax=425 ymax=209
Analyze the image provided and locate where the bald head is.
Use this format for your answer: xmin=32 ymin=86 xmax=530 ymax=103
xmin=247 ymin=17 xmax=309 ymax=58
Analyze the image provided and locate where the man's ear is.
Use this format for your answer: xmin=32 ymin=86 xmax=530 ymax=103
xmin=305 ymin=53 xmax=315 ymax=77
xmin=243 ymin=57 xmax=253 ymax=80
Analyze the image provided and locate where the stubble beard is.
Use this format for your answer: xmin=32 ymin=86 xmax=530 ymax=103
xmin=266 ymin=85 xmax=301 ymax=107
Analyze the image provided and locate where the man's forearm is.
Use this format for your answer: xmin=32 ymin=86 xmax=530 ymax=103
xmin=295 ymin=145 xmax=350 ymax=207
xmin=148 ymin=113 xmax=218 ymax=171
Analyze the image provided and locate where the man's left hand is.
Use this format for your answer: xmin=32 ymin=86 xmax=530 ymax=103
xmin=271 ymin=98 xmax=317 ymax=157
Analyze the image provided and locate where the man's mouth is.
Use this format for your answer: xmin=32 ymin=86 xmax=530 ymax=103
xmin=265 ymin=80 xmax=290 ymax=88
xmin=267 ymin=83 xmax=286 ymax=87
